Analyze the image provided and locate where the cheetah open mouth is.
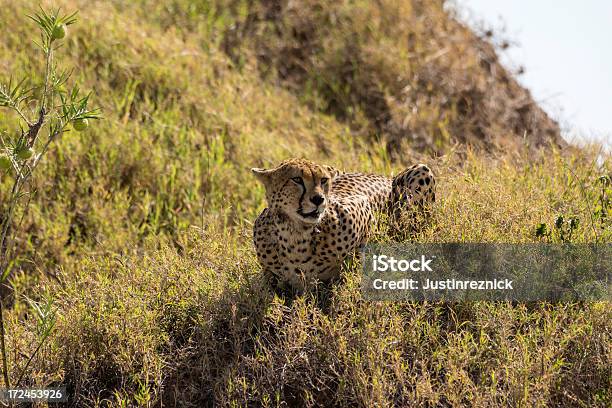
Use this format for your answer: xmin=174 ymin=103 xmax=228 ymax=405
xmin=297 ymin=205 xmax=328 ymax=223
xmin=298 ymin=208 xmax=321 ymax=219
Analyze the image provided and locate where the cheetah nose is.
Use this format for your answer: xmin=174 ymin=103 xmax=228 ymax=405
xmin=310 ymin=194 xmax=325 ymax=206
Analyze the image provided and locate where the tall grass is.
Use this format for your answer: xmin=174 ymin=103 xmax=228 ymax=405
xmin=0 ymin=0 xmax=610 ymax=406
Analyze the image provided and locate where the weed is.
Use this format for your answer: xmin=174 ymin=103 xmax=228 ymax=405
xmin=0 ymin=6 xmax=98 ymax=389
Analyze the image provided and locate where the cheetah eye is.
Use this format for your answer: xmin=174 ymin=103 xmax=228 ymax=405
xmin=320 ymin=177 xmax=329 ymax=185
xmin=291 ymin=176 xmax=304 ymax=185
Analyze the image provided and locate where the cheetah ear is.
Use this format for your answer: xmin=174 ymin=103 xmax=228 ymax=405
xmin=251 ymin=167 xmax=274 ymax=185
xmin=324 ymin=165 xmax=340 ymax=180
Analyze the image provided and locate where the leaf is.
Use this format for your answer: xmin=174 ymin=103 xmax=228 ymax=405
xmin=0 ymin=77 xmax=29 ymax=108
xmin=0 ymin=260 xmax=14 ymax=283
xmin=555 ymin=215 xmax=565 ymax=230
xmin=25 ymin=295 xmax=57 ymax=335
xmin=535 ymin=223 xmax=548 ymax=238
xmin=569 ymin=218 xmax=580 ymax=230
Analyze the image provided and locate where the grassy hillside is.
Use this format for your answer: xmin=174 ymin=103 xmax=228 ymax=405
xmin=0 ymin=0 xmax=610 ymax=406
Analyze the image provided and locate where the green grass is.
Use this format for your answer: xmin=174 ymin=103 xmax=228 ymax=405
xmin=0 ymin=0 xmax=610 ymax=406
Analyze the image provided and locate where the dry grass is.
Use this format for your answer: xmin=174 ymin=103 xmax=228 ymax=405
xmin=0 ymin=0 xmax=610 ymax=407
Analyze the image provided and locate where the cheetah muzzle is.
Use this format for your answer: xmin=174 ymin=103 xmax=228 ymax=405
xmin=252 ymin=158 xmax=436 ymax=292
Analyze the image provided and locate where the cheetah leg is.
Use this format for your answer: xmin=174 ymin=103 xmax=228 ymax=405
xmin=389 ymin=164 xmax=436 ymax=235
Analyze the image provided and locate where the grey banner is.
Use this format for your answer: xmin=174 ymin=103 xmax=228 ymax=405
xmin=361 ymin=243 xmax=611 ymax=301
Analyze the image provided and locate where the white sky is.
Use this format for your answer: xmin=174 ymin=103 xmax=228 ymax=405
xmin=455 ymin=0 xmax=612 ymax=148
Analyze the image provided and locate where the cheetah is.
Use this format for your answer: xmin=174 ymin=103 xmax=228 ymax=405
xmin=252 ymin=158 xmax=436 ymax=291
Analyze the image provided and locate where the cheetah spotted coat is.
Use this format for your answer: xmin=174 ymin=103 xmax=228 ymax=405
xmin=253 ymin=161 xmax=436 ymax=291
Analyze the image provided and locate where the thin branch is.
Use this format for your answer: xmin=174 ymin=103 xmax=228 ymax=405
xmin=26 ymin=108 xmax=45 ymax=148
xmin=0 ymin=178 xmax=22 ymax=270
xmin=41 ymin=43 xmax=52 ymax=114
xmin=0 ymin=300 xmax=8 ymax=388
xmin=15 ymin=329 xmax=52 ymax=388
xmin=10 ymin=106 xmax=32 ymax=127
xmin=26 ymin=43 xmax=53 ymax=148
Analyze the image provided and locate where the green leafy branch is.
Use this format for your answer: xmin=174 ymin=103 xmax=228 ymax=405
xmin=0 ymin=7 xmax=99 ymax=389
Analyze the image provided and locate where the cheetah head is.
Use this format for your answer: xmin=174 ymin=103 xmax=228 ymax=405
xmin=252 ymin=158 xmax=339 ymax=226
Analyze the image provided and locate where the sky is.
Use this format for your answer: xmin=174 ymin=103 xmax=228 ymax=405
xmin=455 ymin=0 xmax=612 ymax=148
